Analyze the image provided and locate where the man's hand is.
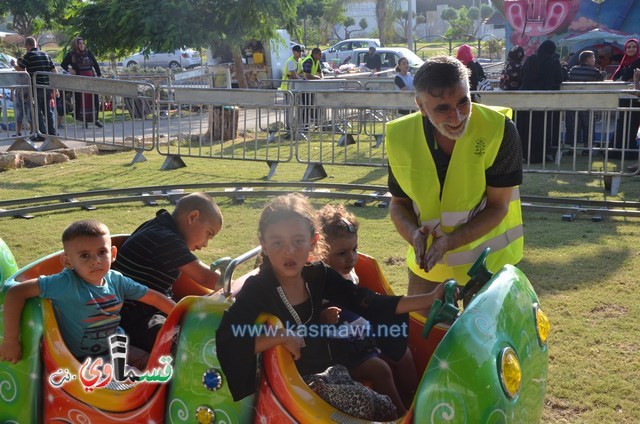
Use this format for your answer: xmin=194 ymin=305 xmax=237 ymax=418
xmin=424 ymin=229 xmax=449 ymax=272
xmin=412 ymin=225 xmax=429 ymax=270
xmin=0 ymin=340 xmax=22 ymax=364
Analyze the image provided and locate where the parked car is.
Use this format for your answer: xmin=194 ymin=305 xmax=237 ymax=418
xmin=122 ymin=49 xmax=202 ymax=70
xmin=352 ymin=47 xmax=425 ymax=73
xmin=322 ymin=38 xmax=381 ymax=65
xmin=0 ymin=52 xmax=17 ymax=69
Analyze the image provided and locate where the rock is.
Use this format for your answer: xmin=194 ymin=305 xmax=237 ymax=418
xmin=20 ymin=151 xmax=69 ymax=167
xmin=0 ymin=153 xmax=22 ymax=171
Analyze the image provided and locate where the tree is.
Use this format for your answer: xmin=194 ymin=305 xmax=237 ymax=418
xmin=442 ymin=6 xmax=475 ymax=39
xmin=480 ymin=4 xmax=495 ymax=21
xmin=341 ymin=17 xmax=356 ymax=39
xmin=393 ymin=10 xmax=426 ymax=43
xmin=74 ymin=0 xmax=301 ymax=88
xmin=0 ymin=0 xmax=71 ymax=38
xmin=375 ymin=0 xmax=387 ymax=45
xmin=467 ymin=7 xmax=480 ymax=22
xmin=359 ymin=18 xmax=368 ymax=34
xmin=441 ymin=7 xmax=458 ymax=24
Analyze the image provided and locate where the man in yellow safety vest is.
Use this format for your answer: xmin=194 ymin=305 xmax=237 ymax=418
xmin=280 ymin=44 xmax=304 ymax=90
xmin=385 ymin=56 xmax=524 ymax=310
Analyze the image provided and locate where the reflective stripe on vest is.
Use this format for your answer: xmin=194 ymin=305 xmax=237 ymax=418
xmin=280 ymin=55 xmax=301 ymax=90
xmin=386 ymin=103 xmax=523 ymax=284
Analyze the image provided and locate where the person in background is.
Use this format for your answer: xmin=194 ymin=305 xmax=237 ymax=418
xmin=499 ymin=45 xmax=525 ymax=91
xmin=11 ymin=87 xmax=32 ymax=137
xmin=566 ymin=50 xmax=605 ymax=155
xmin=518 ymin=39 xmax=564 ymax=163
xmin=280 ymin=44 xmax=303 ymax=90
xmin=456 ymin=44 xmax=485 ymax=101
xmin=394 ymin=57 xmax=415 ymax=115
xmin=612 ymin=38 xmax=640 ymax=82
xmin=0 ymin=220 xmax=175 ymax=367
xmin=113 ymin=192 xmax=223 ymax=353
xmin=61 ymin=36 xmax=103 ymax=128
xmin=611 ymin=38 xmax=640 ymax=166
xmin=55 ymin=90 xmax=66 ymax=130
xmin=385 ymin=57 xmax=523 ymax=310
xmin=11 ymin=37 xmax=57 ymax=141
xmin=280 ymin=44 xmax=304 ymax=139
xmin=364 ymin=46 xmax=382 ymax=74
xmin=302 ymin=48 xmax=324 ymax=80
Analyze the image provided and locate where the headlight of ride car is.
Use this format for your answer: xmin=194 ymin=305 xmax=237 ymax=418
xmin=498 ymin=346 xmax=521 ymax=399
xmin=533 ymin=303 xmax=550 ymax=346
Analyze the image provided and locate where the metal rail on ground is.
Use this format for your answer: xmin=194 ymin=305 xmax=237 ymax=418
xmin=2 ymin=184 xmax=640 ymax=220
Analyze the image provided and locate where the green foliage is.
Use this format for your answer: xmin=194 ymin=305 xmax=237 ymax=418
xmin=343 ymin=16 xmax=355 ymax=38
xmin=467 ymin=6 xmax=480 ymax=21
xmin=0 ymin=0 xmax=72 ymax=37
xmin=359 ymin=18 xmax=368 ymax=31
xmin=441 ymin=7 xmax=458 ymax=23
xmin=72 ymin=0 xmax=300 ymax=59
xmin=443 ymin=6 xmax=476 ymax=39
xmin=480 ymin=4 xmax=495 ymax=21
xmin=483 ymin=38 xmax=504 ymax=60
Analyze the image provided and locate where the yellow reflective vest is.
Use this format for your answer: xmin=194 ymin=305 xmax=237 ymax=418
xmin=280 ymin=55 xmax=302 ymax=90
xmin=386 ymin=103 xmax=523 ymax=284
xmin=302 ymin=54 xmax=320 ymax=78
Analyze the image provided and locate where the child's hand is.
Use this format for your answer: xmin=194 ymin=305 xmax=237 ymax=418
xmin=281 ymin=334 xmax=304 ymax=360
xmin=0 ymin=341 xmax=22 ymax=364
xmin=320 ymin=306 xmax=341 ymax=324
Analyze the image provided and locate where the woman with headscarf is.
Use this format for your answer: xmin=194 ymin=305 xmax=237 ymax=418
xmin=61 ymin=37 xmax=103 ymax=128
xmin=499 ymin=46 xmax=525 ymax=91
xmin=518 ymin=40 xmax=564 ymax=163
xmin=456 ymin=44 xmax=485 ymax=101
xmin=612 ymin=39 xmax=640 ymax=82
xmin=611 ymin=38 xmax=640 ymax=164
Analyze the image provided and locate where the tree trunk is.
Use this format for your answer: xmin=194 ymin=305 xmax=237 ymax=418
xmin=376 ymin=0 xmax=387 ymax=45
xmin=232 ymin=50 xmax=248 ymax=89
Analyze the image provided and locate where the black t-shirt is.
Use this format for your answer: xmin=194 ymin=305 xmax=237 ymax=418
xmin=364 ymin=52 xmax=382 ymax=71
xmin=112 ymin=209 xmax=197 ymax=296
xmin=388 ymin=116 xmax=523 ymax=198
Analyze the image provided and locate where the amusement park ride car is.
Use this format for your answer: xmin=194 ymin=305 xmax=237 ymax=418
xmin=0 ymin=235 xmax=549 ymax=423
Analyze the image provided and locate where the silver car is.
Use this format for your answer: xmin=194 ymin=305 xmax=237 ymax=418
xmin=122 ymin=49 xmax=202 ymax=70
xmin=322 ymin=38 xmax=381 ymax=65
xmin=353 ymin=47 xmax=425 ymax=73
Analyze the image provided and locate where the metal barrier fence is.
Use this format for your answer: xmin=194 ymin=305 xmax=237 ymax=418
xmin=0 ymin=71 xmax=35 ymax=147
xmin=154 ymin=87 xmax=294 ymax=175
xmin=30 ymin=72 xmax=156 ymax=158
xmin=8 ymin=71 xmax=640 ymax=191
xmin=477 ymin=88 xmax=639 ymax=194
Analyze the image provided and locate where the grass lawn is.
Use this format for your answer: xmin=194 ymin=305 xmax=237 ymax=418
xmin=0 ymin=148 xmax=638 ymax=423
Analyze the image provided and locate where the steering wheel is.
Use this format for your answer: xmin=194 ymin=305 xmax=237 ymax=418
xmin=459 ymin=247 xmax=493 ymax=308
xmin=422 ymin=279 xmax=459 ymax=339
xmin=421 ymin=248 xmax=494 ymax=339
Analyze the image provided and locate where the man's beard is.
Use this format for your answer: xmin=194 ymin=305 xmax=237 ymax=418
xmin=429 ymin=107 xmax=472 ymax=140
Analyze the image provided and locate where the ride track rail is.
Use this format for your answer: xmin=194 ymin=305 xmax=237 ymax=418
xmin=1 ymin=182 xmax=640 ymax=219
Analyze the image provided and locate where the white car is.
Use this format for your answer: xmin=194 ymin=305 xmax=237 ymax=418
xmin=122 ymin=49 xmax=202 ymax=70
xmin=352 ymin=47 xmax=425 ymax=73
xmin=322 ymin=38 xmax=381 ymax=65
xmin=0 ymin=52 xmax=17 ymax=69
